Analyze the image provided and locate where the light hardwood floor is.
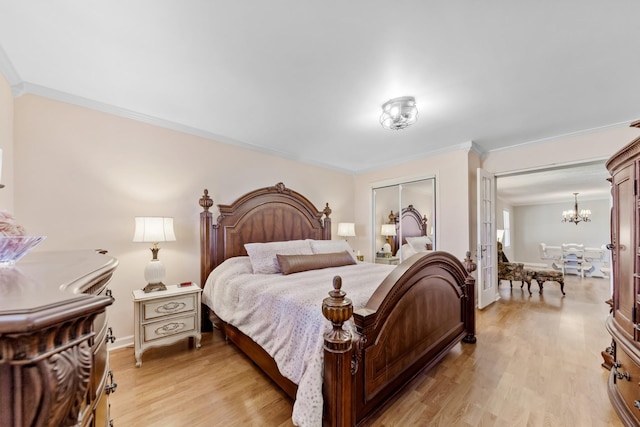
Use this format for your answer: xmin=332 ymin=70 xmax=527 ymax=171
xmin=110 ymin=274 xmax=623 ymax=426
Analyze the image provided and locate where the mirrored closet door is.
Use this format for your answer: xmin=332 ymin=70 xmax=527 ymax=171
xmin=372 ymin=178 xmax=436 ymax=262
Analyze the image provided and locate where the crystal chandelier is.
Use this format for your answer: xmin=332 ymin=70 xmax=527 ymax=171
xmin=380 ymin=96 xmax=418 ymax=130
xmin=562 ymin=193 xmax=591 ymax=225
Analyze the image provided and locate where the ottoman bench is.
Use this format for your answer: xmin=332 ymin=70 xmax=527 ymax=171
xmin=530 ymin=269 xmax=565 ymax=295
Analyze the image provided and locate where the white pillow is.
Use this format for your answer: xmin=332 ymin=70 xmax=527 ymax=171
xmin=308 ymin=239 xmax=357 ymax=262
xmin=244 ymin=240 xmax=313 ymax=274
xmin=405 ymin=236 xmax=432 ymax=252
xmin=399 ymin=243 xmax=418 ymax=259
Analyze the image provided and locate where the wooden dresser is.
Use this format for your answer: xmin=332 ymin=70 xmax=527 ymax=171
xmin=0 ymin=250 xmax=118 ymax=427
xmin=606 ymin=119 xmax=640 ymax=426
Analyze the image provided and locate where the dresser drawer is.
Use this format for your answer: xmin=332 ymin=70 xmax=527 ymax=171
xmin=142 ymin=293 xmax=197 ymax=321
xmin=92 ymin=332 xmax=108 ymax=400
xmin=613 ymin=346 xmax=640 ymax=414
xmin=142 ymin=314 xmax=197 ymax=342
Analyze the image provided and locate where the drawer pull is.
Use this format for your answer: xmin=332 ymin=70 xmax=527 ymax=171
xmin=106 ymin=327 xmax=116 ymax=344
xmin=635 ymin=400 xmax=640 ymax=410
xmin=155 ymin=321 xmax=186 ymax=336
xmin=105 ymin=370 xmax=118 ymax=395
xmin=106 ymin=288 xmax=114 ymax=300
xmin=615 ymin=370 xmax=631 ymax=381
xmin=155 ymin=301 xmax=186 ymax=314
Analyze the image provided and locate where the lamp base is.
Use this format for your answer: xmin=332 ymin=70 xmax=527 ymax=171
xmin=142 ymin=259 xmax=167 ymax=293
xmin=143 ymin=282 xmax=167 ymax=293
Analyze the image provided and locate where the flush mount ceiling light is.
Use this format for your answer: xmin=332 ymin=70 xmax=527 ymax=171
xmin=380 ymin=96 xmax=418 ymax=130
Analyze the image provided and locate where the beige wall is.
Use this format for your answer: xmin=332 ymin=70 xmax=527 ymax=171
xmin=12 ymin=94 xmax=354 ymax=346
xmin=0 ymin=74 xmax=13 ymax=211
xmin=353 ymin=148 xmax=473 ymax=262
xmin=481 ymin=125 xmax=640 ymax=174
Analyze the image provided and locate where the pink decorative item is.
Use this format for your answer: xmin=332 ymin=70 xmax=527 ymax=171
xmin=0 ymin=211 xmax=45 ymax=265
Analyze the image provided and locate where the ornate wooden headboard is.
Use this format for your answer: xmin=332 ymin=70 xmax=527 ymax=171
xmin=390 ymin=205 xmax=428 ymax=255
xmin=199 ymin=182 xmax=332 ymax=286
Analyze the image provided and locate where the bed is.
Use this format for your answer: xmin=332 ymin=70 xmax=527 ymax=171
xmin=389 ymin=204 xmax=433 ymax=258
xmin=198 ymin=182 xmax=477 ymax=426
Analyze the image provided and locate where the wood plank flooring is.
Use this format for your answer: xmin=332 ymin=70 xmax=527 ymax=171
xmin=109 ymin=275 xmax=623 ymax=426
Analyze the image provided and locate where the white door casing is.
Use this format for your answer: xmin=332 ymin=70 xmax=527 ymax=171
xmin=477 ymin=168 xmax=497 ymax=309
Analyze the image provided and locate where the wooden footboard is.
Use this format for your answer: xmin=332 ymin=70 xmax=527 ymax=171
xmin=323 ymin=251 xmax=476 ymax=425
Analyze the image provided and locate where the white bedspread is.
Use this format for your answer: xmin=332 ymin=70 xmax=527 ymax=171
xmin=202 ymin=257 xmax=395 ymax=427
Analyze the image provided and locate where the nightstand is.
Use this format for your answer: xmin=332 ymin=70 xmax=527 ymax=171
xmin=132 ymin=283 xmax=202 ymax=367
xmin=375 ymin=256 xmax=400 ymax=265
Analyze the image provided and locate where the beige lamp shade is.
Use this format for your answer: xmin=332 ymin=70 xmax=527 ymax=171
xmin=381 ymin=224 xmax=397 ymax=237
xmin=133 ymin=217 xmax=176 ymax=293
xmin=133 ymin=217 xmax=176 ymax=243
xmin=337 ymin=222 xmax=356 ymax=237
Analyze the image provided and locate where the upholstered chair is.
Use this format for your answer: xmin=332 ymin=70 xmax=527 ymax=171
xmin=497 ymin=242 xmax=530 ymax=288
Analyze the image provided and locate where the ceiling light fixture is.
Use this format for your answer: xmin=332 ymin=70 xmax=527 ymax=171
xmin=380 ymin=96 xmax=418 ymax=130
xmin=562 ymin=193 xmax=591 ymax=225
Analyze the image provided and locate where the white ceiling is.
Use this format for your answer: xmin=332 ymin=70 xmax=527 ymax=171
xmin=0 ymin=1 xmax=638 ymax=200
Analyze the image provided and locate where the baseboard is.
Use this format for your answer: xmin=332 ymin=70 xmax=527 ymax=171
xmin=108 ymin=334 xmax=134 ymax=351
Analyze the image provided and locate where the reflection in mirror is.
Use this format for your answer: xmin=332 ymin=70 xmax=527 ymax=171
xmin=372 ymin=178 xmax=435 ymax=263
xmin=373 ymin=185 xmax=399 ymax=258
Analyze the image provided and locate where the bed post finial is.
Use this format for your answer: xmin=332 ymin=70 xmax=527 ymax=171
xmin=200 ymin=189 xmax=215 ymax=295
xmin=462 ymin=250 xmax=477 ymax=344
xmin=322 ymin=276 xmax=355 ymax=426
xmin=464 ymin=251 xmax=477 ymax=274
xmin=323 ymin=202 xmax=332 ymax=218
xmin=199 ymin=189 xmax=214 ymax=212
xmin=323 ymin=276 xmax=352 ymax=335
xmin=323 ymin=203 xmax=332 ymax=240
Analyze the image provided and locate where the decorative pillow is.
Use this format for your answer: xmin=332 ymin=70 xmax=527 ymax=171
xmin=244 ymin=240 xmax=313 ymax=274
xmin=405 ymin=236 xmax=432 ymax=252
xmin=308 ymin=239 xmax=356 ymax=262
xmin=276 ymin=251 xmax=356 ymax=275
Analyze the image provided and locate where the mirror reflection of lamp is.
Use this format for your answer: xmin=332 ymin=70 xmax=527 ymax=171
xmin=381 ymin=223 xmax=397 ymax=254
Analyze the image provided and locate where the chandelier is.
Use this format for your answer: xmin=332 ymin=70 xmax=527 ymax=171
xmin=380 ymin=96 xmax=418 ymax=130
xmin=562 ymin=192 xmax=591 ymax=225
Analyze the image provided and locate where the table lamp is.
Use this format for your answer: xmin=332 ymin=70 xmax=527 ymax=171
xmin=381 ymin=223 xmax=396 ymax=254
xmin=337 ymin=222 xmax=356 ymax=241
xmin=133 ymin=216 xmax=176 ymax=292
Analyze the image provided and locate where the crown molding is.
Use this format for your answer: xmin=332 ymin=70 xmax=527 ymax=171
xmin=6 ymin=78 xmax=488 ymax=176
xmin=16 ymin=82 xmax=356 ymax=174
xmin=353 ymin=140 xmax=485 ymax=175
xmin=484 ymin=120 xmax=635 ymax=157
xmin=0 ymin=44 xmax=23 ymax=96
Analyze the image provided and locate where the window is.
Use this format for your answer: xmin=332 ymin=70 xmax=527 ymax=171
xmin=502 ymin=210 xmax=511 ymax=247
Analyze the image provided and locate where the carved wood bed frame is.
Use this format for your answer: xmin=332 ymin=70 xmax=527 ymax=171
xmin=389 ymin=204 xmax=431 ymax=255
xmin=199 ymin=182 xmax=477 ymax=426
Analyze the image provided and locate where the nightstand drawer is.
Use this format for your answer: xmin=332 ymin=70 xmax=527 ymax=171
xmin=143 ymin=314 xmax=197 ymax=342
xmin=375 ymin=256 xmax=399 ymax=265
xmin=133 ymin=284 xmax=202 ymax=367
xmin=142 ymin=294 xmax=197 ymax=321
